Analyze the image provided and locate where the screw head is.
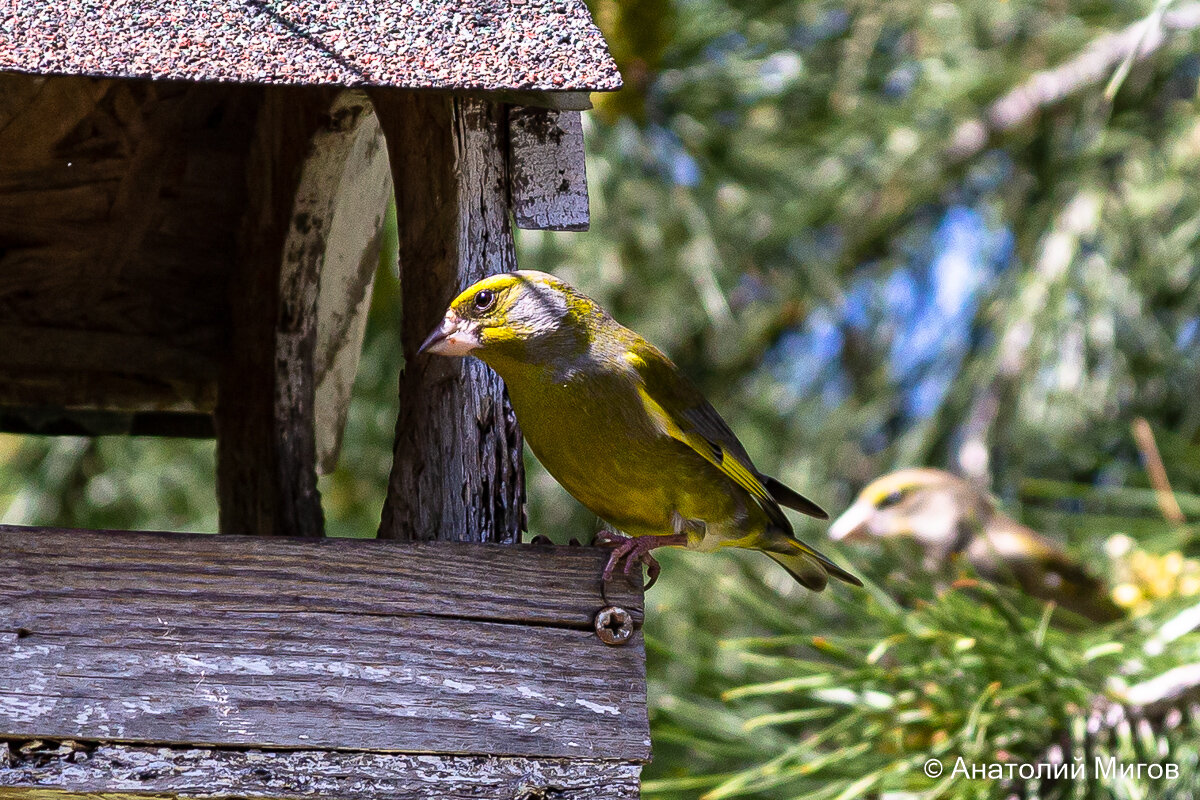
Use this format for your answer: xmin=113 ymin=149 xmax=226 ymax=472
xmin=594 ymin=606 xmax=633 ymax=646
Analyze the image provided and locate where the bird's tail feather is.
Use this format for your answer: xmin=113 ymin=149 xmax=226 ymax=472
xmin=764 ymin=476 xmax=829 ymax=520
xmin=765 ymin=536 xmax=863 ymax=591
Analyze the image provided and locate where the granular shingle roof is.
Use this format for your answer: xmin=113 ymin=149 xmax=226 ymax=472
xmin=0 ymin=0 xmax=621 ymax=92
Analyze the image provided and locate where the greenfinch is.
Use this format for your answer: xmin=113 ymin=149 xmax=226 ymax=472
xmin=830 ymin=468 xmax=1122 ymax=622
xmin=420 ymin=270 xmax=861 ymax=591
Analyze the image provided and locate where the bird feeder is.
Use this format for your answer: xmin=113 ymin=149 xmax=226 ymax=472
xmin=0 ymin=2 xmax=648 ymax=797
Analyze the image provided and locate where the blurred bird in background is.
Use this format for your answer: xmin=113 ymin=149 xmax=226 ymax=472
xmin=420 ymin=270 xmax=861 ymax=592
xmin=830 ymin=468 xmax=1123 ymax=622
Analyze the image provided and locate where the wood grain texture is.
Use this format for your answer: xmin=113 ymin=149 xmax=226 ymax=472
xmin=215 ymin=86 xmax=337 ymax=539
xmin=0 ymin=326 xmax=219 ymax=381
xmin=0 ymin=369 xmax=216 ymax=417
xmin=0 ymin=527 xmax=649 ymax=761
xmin=509 ymin=108 xmax=590 ymax=231
xmin=0 ymin=75 xmax=253 ymax=417
xmin=0 ymin=743 xmax=641 ymax=800
xmin=370 ymin=91 xmax=525 ymax=544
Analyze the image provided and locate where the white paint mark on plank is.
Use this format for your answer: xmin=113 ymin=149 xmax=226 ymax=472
xmin=442 ymin=679 xmax=476 ymax=693
xmin=0 ymin=743 xmax=644 ymax=799
xmin=575 ymin=699 xmax=620 ymax=716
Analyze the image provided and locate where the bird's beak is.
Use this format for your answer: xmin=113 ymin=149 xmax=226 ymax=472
xmin=419 ymin=311 xmax=480 ymax=357
xmin=828 ymin=502 xmax=872 ymax=542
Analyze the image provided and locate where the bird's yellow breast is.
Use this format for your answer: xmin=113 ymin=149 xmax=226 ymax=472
xmin=489 ymin=354 xmax=750 ymax=540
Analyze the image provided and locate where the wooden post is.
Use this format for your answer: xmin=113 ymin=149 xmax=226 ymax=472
xmin=509 ymin=108 xmax=591 ymax=231
xmin=216 ymin=88 xmax=384 ymax=538
xmin=215 ymin=86 xmax=328 ymax=538
xmin=371 ymin=91 xmax=525 ymax=544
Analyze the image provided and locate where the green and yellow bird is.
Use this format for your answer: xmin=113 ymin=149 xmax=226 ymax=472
xmin=420 ymin=270 xmax=861 ymax=591
xmin=830 ymin=468 xmax=1122 ymax=622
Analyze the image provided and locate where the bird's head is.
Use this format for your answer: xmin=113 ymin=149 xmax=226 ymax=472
xmin=419 ymin=271 xmax=598 ymax=363
xmin=828 ymin=468 xmax=994 ymax=550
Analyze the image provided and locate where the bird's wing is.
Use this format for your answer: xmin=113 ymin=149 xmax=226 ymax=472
xmin=979 ymin=520 xmax=1121 ymax=622
xmin=628 ymin=342 xmax=793 ymax=532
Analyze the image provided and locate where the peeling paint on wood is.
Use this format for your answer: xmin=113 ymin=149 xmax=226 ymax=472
xmin=0 ymin=743 xmax=641 ymax=800
xmin=509 ymin=108 xmax=589 ymax=232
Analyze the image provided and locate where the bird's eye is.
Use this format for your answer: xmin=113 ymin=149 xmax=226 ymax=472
xmin=877 ymin=489 xmax=907 ymax=510
xmin=473 ymin=289 xmax=496 ymax=312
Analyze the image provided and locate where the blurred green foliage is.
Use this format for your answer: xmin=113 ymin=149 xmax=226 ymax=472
xmin=5 ymin=0 xmax=1200 ymax=796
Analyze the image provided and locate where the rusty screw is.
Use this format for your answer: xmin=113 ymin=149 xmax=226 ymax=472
xmin=594 ymin=606 xmax=633 ymax=646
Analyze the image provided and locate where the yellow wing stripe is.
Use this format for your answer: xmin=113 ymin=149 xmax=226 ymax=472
xmin=638 ymin=387 xmax=778 ymax=512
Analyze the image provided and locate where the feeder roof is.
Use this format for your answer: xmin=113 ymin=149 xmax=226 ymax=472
xmin=0 ymin=0 xmax=621 ymax=92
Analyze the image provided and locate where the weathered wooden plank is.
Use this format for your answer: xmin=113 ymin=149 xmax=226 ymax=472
xmin=509 ymin=108 xmax=590 ymax=232
xmin=0 ymin=253 xmax=233 ymax=342
xmin=0 ymin=612 xmax=647 ymax=759
xmin=370 ymin=90 xmax=525 ymax=543
xmin=0 ymin=326 xmax=219 ymax=381
xmin=0 ymin=527 xmax=649 ymax=761
xmin=468 ymin=89 xmax=596 ymax=112
xmin=0 ymin=369 xmax=215 ymax=415
xmin=0 ymin=527 xmax=642 ymax=627
xmin=0 ymin=743 xmax=641 ymax=800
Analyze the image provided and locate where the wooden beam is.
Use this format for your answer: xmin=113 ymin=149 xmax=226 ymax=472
xmin=310 ymin=97 xmax=392 ymax=475
xmin=0 ymin=526 xmax=643 ymax=627
xmin=468 ymin=89 xmax=595 ymax=112
xmin=0 ymin=325 xmax=220 ymax=381
xmin=370 ymin=90 xmax=525 ymax=543
xmin=509 ymin=108 xmax=590 ymax=231
xmin=0 ymin=407 xmax=213 ymax=438
xmin=0 ymin=369 xmax=215 ymax=416
xmin=0 ymin=744 xmax=641 ymax=800
xmin=0 ymin=527 xmax=649 ymax=763
xmin=215 ymin=87 xmax=364 ymax=538
xmin=0 ymin=326 xmax=220 ymax=420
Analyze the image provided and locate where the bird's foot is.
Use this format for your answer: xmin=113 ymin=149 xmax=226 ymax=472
xmin=593 ymin=527 xmax=628 ymax=547
xmin=598 ymin=533 xmax=688 ymax=590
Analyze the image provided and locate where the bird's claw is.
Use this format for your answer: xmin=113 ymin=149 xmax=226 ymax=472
xmin=601 ymin=536 xmax=662 ymax=589
xmin=598 ymin=533 xmax=686 ymax=590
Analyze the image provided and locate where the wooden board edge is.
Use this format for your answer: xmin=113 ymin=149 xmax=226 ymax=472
xmin=0 ymin=741 xmax=644 ymax=800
